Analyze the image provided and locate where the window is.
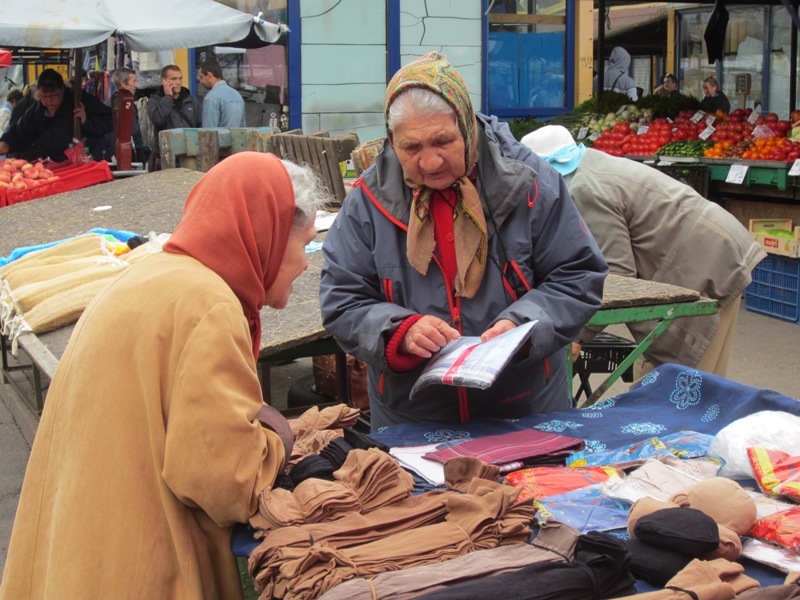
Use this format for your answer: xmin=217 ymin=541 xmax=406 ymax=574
xmin=487 ymin=1 xmax=568 ymax=115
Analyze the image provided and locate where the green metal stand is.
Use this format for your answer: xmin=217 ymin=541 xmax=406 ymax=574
xmin=570 ymin=297 xmax=719 ymax=406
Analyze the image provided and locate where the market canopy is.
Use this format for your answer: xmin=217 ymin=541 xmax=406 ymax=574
xmin=0 ymin=0 xmax=286 ymax=51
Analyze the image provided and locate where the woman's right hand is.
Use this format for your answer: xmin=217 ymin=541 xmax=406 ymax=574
xmin=400 ymin=315 xmax=460 ymax=358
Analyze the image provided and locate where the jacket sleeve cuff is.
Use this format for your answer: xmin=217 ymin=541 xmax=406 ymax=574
xmin=386 ymin=314 xmax=426 ymax=372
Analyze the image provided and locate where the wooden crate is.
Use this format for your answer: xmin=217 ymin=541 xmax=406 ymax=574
xmin=351 ymin=137 xmax=386 ymax=175
xmin=159 ymin=127 xmax=281 ymax=172
xmin=271 ymin=130 xmax=360 ymax=206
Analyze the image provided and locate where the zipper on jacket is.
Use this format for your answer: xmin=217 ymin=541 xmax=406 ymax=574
xmin=527 ymin=179 xmax=539 ymax=208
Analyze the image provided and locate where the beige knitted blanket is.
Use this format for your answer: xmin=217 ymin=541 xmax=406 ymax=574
xmin=0 ymin=234 xmax=153 ymax=353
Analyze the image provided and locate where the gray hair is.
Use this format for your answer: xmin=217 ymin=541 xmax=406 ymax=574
xmin=112 ymin=68 xmax=136 ymax=89
xmin=386 ymin=88 xmax=454 ymax=134
xmin=280 ymin=159 xmax=329 ymax=230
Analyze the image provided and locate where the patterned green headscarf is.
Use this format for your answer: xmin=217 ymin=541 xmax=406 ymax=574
xmin=384 ymin=51 xmax=486 ymax=298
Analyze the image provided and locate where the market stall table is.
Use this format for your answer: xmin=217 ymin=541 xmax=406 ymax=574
xmin=233 ymin=363 xmax=800 ymax=596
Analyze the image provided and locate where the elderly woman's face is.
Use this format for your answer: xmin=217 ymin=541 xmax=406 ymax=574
xmin=702 ymin=81 xmax=717 ymax=97
xmin=392 ymin=112 xmax=466 ymax=190
xmin=264 ymin=220 xmax=316 ymax=310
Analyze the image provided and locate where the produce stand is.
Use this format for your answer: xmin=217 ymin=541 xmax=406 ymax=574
xmin=0 ymin=160 xmax=113 ymax=208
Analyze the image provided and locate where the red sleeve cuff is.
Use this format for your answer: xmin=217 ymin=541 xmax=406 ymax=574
xmin=386 ymin=314 xmax=426 ymax=372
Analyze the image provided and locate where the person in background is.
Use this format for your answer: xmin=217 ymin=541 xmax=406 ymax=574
xmin=108 ymin=67 xmax=150 ymax=165
xmin=9 ymin=83 xmax=37 ymax=128
xmin=601 ymin=47 xmax=639 ymax=101
xmin=700 ymin=75 xmax=731 ymax=115
xmin=0 ymin=89 xmax=23 ymax=133
xmin=146 ymin=64 xmax=202 ymax=169
xmin=320 ymin=52 xmax=607 ymax=431
xmin=0 ymin=69 xmax=113 ymax=162
xmin=522 ymin=125 xmax=766 ymax=380
xmin=197 ymin=59 xmax=247 ymax=128
xmin=0 ymin=152 xmax=328 ymax=600
xmin=654 ymin=73 xmax=679 ymax=97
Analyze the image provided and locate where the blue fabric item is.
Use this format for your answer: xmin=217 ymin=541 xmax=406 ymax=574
xmin=541 ymin=143 xmax=586 ymax=176
xmin=368 ymin=364 xmax=800 ymax=449
xmin=201 ymin=81 xmax=246 ymax=128
xmin=0 ymin=228 xmax=139 ymax=267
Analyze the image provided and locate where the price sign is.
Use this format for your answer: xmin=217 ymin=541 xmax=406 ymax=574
xmin=667 ymin=117 xmax=673 ymax=123
xmin=616 ymin=105 xmax=627 ymax=115
xmin=748 ymin=110 xmax=759 ymax=124
xmin=726 ymin=164 xmax=749 ymax=185
xmin=657 ymin=160 xmax=673 ymax=166
xmin=589 ymin=131 xmax=602 ymax=141
xmin=789 ymin=159 xmax=800 ymax=177
xmin=698 ymin=125 xmax=716 ymax=140
xmin=637 ymin=125 xmax=649 ymax=136
xmin=705 ymin=115 xmax=717 ymax=127
xmin=576 ymin=127 xmax=589 ymax=140
xmin=690 ymin=110 xmax=706 ymax=123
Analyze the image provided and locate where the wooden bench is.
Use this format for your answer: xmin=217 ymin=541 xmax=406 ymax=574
xmin=159 ymin=127 xmax=281 ymax=172
xmin=271 ymin=130 xmax=360 ymax=206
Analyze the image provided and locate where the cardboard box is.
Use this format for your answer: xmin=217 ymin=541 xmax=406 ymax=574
xmin=749 ymin=219 xmax=800 ymax=258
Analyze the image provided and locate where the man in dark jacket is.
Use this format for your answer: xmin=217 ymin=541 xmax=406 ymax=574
xmin=0 ymin=69 xmax=113 ymax=162
xmin=146 ymin=64 xmax=202 ymax=169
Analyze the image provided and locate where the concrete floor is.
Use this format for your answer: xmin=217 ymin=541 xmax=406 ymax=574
xmin=1 ymin=304 xmax=799 ymax=575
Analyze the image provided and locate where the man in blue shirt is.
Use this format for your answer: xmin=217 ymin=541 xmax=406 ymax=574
xmin=197 ymin=60 xmax=246 ymax=128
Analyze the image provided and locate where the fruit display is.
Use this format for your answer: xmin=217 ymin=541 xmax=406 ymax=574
xmin=585 ymin=104 xmax=653 ymax=134
xmin=0 ymin=158 xmax=58 ymax=190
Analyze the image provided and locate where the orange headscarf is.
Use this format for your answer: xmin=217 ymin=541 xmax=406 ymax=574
xmin=163 ymin=152 xmax=295 ymax=360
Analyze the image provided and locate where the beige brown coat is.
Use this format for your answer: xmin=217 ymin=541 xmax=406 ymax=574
xmin=0 ymin=252 xmax=285 ymax=599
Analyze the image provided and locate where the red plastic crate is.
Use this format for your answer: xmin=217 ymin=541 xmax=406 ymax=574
xmin=1 ymin=161 xmax=113 ymax=207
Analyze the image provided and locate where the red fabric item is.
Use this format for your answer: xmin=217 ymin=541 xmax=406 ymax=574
xmin=431 ymin=189 xmax=458 ymax=285
xmin=504 ymin=466 xmax=620 ymax=503
xmin=385 ymin=314 xmax=425 ymax=372
xmin=748 ymin=447 xmax=800 ymax=502
xmin=748 ymin=506 xmax=800 ymax=553
xmin=423 ymin=429 xmax=585 ymax=466
xmin=163 ymin=152 xmax=295 ymax=360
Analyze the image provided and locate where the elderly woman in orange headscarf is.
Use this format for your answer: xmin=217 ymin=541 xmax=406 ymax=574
xmin=0 ymin=153 xmax=327 ymax=600
xmin=320 ymin=52 xmax=607 ymax=431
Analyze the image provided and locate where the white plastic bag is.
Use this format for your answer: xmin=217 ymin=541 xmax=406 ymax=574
xmin=709 ymin=410 xmax=800 ymax=478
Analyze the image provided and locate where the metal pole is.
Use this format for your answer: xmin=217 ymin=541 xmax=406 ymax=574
xmin=73 ymin=48 xmax=82 ymax=141
xmin=596 ymin=0 xmax=607 ymax=111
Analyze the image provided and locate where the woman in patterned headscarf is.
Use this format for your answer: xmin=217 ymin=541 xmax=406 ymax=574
xmin=320 ymin=51 xmax=607 ymax=431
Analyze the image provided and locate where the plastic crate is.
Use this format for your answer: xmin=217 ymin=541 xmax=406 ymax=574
xmin=573 ymin=332 xmax=637 ymax=403
xmin=744 ymin=255 xmax=800 ymax=322
xmin=656 ymin=165 xmax=709 ymax=198
xmin=708 ymin=164 xmax=791 ymax=191
xmin=1 ymin=161 xmax=113 ymax=207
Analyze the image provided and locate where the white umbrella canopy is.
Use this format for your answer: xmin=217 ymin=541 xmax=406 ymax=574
xmin=0 ymin=0 xmax=286 ymax=51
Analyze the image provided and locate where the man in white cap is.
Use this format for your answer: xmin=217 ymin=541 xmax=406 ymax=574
xmin=521 ymin=125 xmax=766 ymax=379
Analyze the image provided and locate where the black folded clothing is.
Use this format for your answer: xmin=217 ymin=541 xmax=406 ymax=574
xmin=343 ymin=426 xmax=390 ymax=453
xmin=634 ymin=507 xmax=720 ymax=557
xmin=625 ymin=537 xmax=693 ymax=587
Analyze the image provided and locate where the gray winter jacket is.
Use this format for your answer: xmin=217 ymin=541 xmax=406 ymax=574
xmin=320 ymin=115 xmax=608 ymax=430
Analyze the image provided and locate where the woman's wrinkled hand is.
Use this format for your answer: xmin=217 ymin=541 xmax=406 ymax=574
xmin=401 ymin=315 xmax=460 ymax=358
